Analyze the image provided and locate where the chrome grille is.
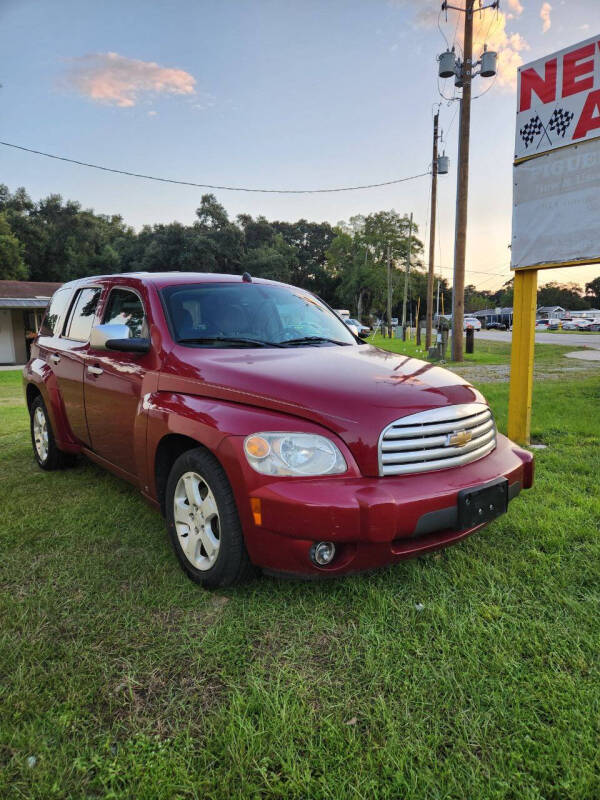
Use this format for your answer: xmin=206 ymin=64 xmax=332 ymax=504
xmin=378 ymin=403 xmax=496 ymax=476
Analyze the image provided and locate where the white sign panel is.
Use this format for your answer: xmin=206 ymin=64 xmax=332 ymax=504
xmin=511 ymin=136 xmax=600 ymax=269
xmin=515 ymin=34 xmax=600 ymax=161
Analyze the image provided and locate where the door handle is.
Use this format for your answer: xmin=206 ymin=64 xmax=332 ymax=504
xmin=87 ymin=365 xmax=103 ymax=376
xmin=49 ymin=353 xmax=61 ymax=364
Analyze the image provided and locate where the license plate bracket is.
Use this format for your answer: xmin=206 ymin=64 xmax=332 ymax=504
xmin=457 ymin=478 xmax=508 ymax=530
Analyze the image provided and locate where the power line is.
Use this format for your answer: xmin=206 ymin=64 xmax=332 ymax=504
xmin=0 ymin=140 xmax=430 ymax=195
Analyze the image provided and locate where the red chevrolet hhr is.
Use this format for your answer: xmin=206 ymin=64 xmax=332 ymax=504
xmin=23 ymin=273 xmax=533 ymax=587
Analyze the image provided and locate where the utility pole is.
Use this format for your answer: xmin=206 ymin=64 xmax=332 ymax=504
xmin=386 ymin=245 xmax=392 ymax=338
xmin=452 ymin=0 xmax=474 ymax=362
xmin=438 ymin=0 xmax=498 ymax=361
xmin=401 ymin=212 xmax=413 ymax=337
xmin=426 ymin=112 xmax=439 ymax=350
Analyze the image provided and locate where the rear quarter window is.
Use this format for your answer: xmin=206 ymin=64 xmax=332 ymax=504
xmin=40 ymin=288 xmax=72 ymax=336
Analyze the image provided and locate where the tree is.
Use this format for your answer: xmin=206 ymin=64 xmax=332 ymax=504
xmin=0 ymin=213 xmax=27 ymax=279
xmin=537 ymin=281 xmax=589 ymax=310
xmin=329 ymin=210 xmax=424 ymax=323
xmin=271 ymin=219 xmax=338 ymax=303
xmin=585 ymin=276 xmax=600 ymax=307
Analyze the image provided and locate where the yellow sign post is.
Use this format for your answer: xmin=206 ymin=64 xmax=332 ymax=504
xmin=507 ymin=269 xmax=537 ymax=444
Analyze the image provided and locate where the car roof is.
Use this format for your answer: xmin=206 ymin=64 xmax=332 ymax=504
xmin=56 ymin=272 xmax=297 ymax=292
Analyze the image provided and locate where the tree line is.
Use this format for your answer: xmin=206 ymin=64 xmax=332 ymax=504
xmin=1 ymin=183 xmax=599 ymax=318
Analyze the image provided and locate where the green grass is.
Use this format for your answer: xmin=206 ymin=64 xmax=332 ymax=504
xmin=368 ymin=333 xmax=586 ymax=367
xmin=1 ymin=368 xmax=600 ymax=799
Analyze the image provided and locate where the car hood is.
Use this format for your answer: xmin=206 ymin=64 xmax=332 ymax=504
xmin=159 ymin=343 xmax=485 ymax=476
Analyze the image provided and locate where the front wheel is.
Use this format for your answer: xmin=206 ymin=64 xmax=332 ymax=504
xmin=165 ymin=448 xmax=254 ymax=588
xmin=30 ymin=395 xmax=69 ymax=470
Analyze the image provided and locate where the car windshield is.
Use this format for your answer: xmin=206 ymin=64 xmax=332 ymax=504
xmin=161 ymin=282 xmax=357 ymax=347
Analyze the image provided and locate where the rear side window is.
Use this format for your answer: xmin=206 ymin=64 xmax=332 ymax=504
xmin=103 ymin=288 xmax=146 ymax=338
xmin=41 ymin=288 xmax=71 ymax=336
xmin=64 ymin=288 xmax=102 ymax=342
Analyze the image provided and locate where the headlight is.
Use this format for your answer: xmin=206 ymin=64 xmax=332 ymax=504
xmin=243 ymin=432 xmax=347 ymax=476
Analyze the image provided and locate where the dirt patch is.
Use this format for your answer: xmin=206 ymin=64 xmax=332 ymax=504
xmin=447 ymin=359 xmax=599 ymax=384
xmin=108 ymin=664 xmax=225 ymax=737
xmin=153 ymin=594 xmax=230 ymax=631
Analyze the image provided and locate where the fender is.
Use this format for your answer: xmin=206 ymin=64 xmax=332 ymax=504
xmin=143 ymin=390 xmax=360 ymax=506
xmin=23 ymin=358 xmax=81 ymax=453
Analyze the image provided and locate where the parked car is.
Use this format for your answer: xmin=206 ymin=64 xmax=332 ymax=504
xmin=463 ymin=317 xmax=482 ymax=331
xmin=561 ymin=319 xmax=591 ymax=330
xmin=24 ymin=273 xmax=534 ymax=587
xmin=536 ymin=318 xmax=561 ymax=330
xmin=486 ymin=322 xmax=508 ymax=331
xmin=346 ymin=318 xmax=370 ymax=337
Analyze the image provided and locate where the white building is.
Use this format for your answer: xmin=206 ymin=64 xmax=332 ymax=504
xmin=0 ymin=281 xmax=62 ymax=365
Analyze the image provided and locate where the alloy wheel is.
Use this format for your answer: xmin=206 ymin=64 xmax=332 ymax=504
xmin=33 ymin=406 xmax=49 ymax=463
xmin=173 ymin=471 xmax=221 ymax=570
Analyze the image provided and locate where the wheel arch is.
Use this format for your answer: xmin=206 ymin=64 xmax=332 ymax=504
xmin=25 ymin=382 xmax=42 ymax=412
xmin=155 ymin=433 xmax=222 ymax=516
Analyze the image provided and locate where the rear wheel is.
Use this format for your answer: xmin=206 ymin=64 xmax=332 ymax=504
xmin=30 ymin=395 xmax=69 ymax=470
xmin=165 ymin=448 xmax=254 ymax=588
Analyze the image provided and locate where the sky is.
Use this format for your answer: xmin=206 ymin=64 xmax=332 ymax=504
xmin=1 ymin=0 xmax=598 ymax=292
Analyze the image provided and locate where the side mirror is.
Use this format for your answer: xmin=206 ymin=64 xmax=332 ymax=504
xmin=90 ymin=324 xmax=150 ymax=354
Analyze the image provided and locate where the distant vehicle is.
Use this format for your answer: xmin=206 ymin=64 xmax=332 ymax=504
xmin=464 ymin=317 xmax=482 ymax=331
xmin=346 ymin=318 xmax=370 ymax=337
xmin=486 ymin=322 xmax=508 ymax=331
xmin=535 ymin=319 xmax=560 ymax=330
xmin=334 ymin=309 xmax=350 ymax=319
xmin=562 ymin=319 xmax=592 ymax=330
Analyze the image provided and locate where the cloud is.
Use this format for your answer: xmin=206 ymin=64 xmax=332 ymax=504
xmin=390 ymin=0 xmax=528 ymax=89
xmin=62 ymin=52 xmax=196 ymax=107
xmin=471 ymin=10 xmax=529 ymax=87
xmin=540 ymin=2 xmax=552 ymax=33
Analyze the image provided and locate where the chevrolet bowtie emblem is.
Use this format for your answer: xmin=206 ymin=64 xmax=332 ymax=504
xmin=448 ymin=430 xmax=473 ymax=447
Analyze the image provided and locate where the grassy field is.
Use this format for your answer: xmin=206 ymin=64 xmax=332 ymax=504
xmin=368 ymin=332 xmax=589 ymax=367
xmin=1 ymin=365 xmax=600 ymax=799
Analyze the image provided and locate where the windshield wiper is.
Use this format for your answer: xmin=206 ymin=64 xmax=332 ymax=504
xmin=178 ymin=336 xmax=285 ymax=348
xmin=279 ymin=336 xmax=352 ymax=347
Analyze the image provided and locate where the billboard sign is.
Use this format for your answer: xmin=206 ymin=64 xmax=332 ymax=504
xmin=512 ymin=34 xmax=600 ymax=271
xmin=515 ymin=34 xmax=600 ymax=162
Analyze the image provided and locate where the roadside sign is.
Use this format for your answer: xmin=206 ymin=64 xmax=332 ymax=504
xmin=508 ymin=34 xmax=600 ymax=445
xmin=515 ymin=34 xmax=600 ymax=162
xmin=511 ymin=34 xmax=600 ymax=272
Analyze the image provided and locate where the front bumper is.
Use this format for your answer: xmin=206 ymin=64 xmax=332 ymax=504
xmin=221 ymin=433 xmax=533 ymax=577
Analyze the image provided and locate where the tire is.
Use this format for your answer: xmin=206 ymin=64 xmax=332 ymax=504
xmin=30 ymin=395 xmax=69 ymax=471
xmin=165 ymin=447 xmax=255 ymax=588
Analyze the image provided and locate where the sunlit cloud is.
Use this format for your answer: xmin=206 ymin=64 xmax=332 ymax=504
xmin=62 ymin=52 xmax=196 ymax=107
xmin=507 ymin=0 xmax=524 ymax=15
xmin=540 ymin=2 xmax=552 ymax=33
xmin=471 ymin=10 xmax=529 ymax=87
xmin=390 ymin=0 xmax=529 ymax=89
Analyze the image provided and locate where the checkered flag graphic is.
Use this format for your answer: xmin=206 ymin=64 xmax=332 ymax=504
xmin=548 ymin=107 xmax=575 ymax=138
xmin=520 ymin=115 xmax=544 ymax=148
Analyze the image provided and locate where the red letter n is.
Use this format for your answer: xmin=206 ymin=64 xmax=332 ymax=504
xmin=519 ymin=59 xmax=557 ymax=112
xmin=562 ymin=44 xmax=595 ymax=98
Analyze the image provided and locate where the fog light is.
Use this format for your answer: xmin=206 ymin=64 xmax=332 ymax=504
xmin=310 ymin=541 xmax=336 ymax=566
